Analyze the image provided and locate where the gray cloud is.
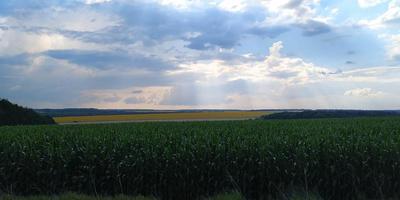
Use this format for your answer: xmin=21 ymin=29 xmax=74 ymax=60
xmin=0 ymin=51 xmax=176 ymax=107
xmin=44 ymin=49 xmax=175 ymax=71
xmin=298 ymin=20 xmax=332 ymax=36
xmin=56 ymin=2 xmax=278 ymax=50
xmin=1 ymin=1 xmax=289 ymax=51
xmin=284 ymin=0 xmax=305 ymax=8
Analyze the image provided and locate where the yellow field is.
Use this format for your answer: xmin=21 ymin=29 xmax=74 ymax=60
xmin=54 ymin=111 xmax=270 ymax=124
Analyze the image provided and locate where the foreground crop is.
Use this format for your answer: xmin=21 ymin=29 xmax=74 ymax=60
xmin=0 ymin=118 xmax=400 ymax=199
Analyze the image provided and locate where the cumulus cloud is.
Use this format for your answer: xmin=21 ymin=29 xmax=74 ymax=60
xmin=360 ymin=0 xmax=400 ymax=28
xmin=344 ymin=88 xmax=384 ymax=97
xmin=248 ymin=41 xmax=332 ymax=84
xmin=170 ymin=41 xmax=332 ymax=85
xmin=381 ymin=34 xmax=400 ymax=60
xmin=256 ymin=0 xmax=333 ymax=37
xmin=269 ymin=41 xmax=284 ymax=57
xmin=165 ymin=40 xmax=400 ymax=108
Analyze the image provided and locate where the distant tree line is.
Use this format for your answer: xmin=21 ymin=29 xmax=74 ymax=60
xmin=35 ymin=108 xmax=175 ymax=117
xmin=0 ymin=99 xmax=55 ymax=126
xmin=262 ymin=110 xmax=400 ymax=120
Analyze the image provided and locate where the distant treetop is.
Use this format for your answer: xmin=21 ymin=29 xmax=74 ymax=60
xmin=0 ymin=99 xmax=55 ymax=126
xmin=262 ymin=110 xmax=400 ymax=120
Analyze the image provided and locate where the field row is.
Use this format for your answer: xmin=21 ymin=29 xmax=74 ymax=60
xmin=53 ymin=111 xmax=270 ymax=124
xmin=0 ymin=192 xmax=243 ymax=200
xmin=1 ymin=118 xmax=400 ymax=199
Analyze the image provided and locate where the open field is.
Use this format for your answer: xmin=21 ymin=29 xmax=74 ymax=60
xmin=1 ymin=117 xmax=400 ymax=199
xmin=53 ymin=111 xmax=270 ymax=124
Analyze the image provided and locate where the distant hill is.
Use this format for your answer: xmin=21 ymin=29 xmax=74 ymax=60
xmin=35 ymin=108 xmax=177 ymax=117
xmin=261 ymin=110 xmax=400 ymax=120
xmin=0 ymin=99 xmax=55 ymax=126
xmin=36 ymin=108 xmax=303 ymax=117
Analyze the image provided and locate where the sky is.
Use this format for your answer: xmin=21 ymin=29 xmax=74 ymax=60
xmin=0 ymin=0 xmax=400 ymax=109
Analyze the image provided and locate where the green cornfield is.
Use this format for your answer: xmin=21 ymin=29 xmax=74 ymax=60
xmin=1 ymin=117 xmax=400 ymax=199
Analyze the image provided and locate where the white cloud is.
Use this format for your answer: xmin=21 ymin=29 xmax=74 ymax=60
xmin=1 ymin=0 xmax=400 ymax=109
xmin=385 ymin=34 xmax=400 ymax=60
xmin=0 ymin=17 xmax=7 ymax=24
xmin=258 ymin=41 xmax=331 ymax=84
xmin=260 ymin=0 xmax=325 ymax=24
xmin=344 ymin=88 xmax=384 ymax=97
xmin=170 ymin=41 xmax=332 ymax=85
xmin=360 ymin=0 xmax=400 ymax=28
xmin=357 ymin=0 xmax=388 ymax=8
xmin=269 ymin=41 xmax=283 ymax=57
xmin=378 ymin=34 xmax=400 ymax=61
xmin=165 ymin=41 xmax=400 ymax=108
xmin=330 ymin=8 xmax=339 ymax=15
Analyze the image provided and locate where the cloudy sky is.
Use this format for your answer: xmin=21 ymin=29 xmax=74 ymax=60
xmin=0 ymin=0 xmax=400 ymax=109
